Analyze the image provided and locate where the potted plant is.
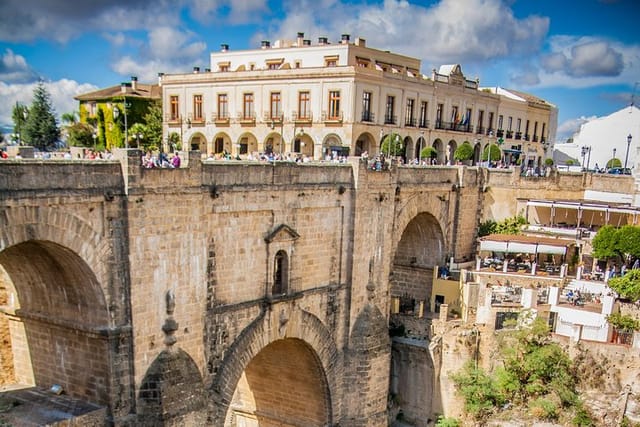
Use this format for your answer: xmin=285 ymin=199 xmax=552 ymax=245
xmin=454 ymin=142 xmax=474 ymax=165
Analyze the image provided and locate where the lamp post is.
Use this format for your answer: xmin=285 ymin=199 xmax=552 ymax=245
xmin=135 ymin=132 xmax=143 ymax=148
xmin=612 ymin=148 xmax=617 ymax=170
xmin=113 ymin=105 xmax=129 ymax=149
xmin=418 ymin=130 xmax=425 ymax=165
xmin=92 ymin=132 xmax=97 ymax=152
xmin=624 ymin=134 xmax=632 ymax=173
xmin=581 ymin=146 xmax=588 ymax=170
xmin=586 ymin=146 xmax=591 ymax=170
xmin=270 ymin=118 xmax=284 ymax=155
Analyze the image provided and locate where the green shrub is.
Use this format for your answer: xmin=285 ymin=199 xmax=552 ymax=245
xmin=454 ymin=142 xmax=474 ymax=161
xmin=529 ymin=397 xmax=558 ymax=420
xmin=435 ymin=415 xmax=461 ymax=427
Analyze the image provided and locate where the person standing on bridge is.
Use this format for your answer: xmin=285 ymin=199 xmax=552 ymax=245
xmin=171 ymin=152 xmax=181 ymax=168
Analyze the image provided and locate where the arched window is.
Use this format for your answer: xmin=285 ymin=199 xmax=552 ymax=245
xmin=272 ymin=250 xmax=289 ymax=296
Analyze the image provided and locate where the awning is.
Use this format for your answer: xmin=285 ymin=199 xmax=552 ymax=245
xmin=479 ymin=238 xmax=568 ymax=255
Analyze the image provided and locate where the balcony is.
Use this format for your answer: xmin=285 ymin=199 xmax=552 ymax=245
xmin=532 ymin=135 xmax=539 ymax=142
xmin=524 ymin=134 xmax=530 ymax=141
xmin=361 ymin=111 xmax=375 ymax=123
xmin=496 ymin=129 xmax=504 ymax=138
xmin=264 ymin=112 xmax=283 ymax=123
xmin=384 ymin=114 xmax=397 ymax=125
xmin=166 ymin=114 xmax=182 ymax=126
xmin=476 ymin=125 xmax=486 ymax=135
xmin=212 ymin=112 xmax=230 ymax=126
xmin=506 ymin=130 xmax=513 ymax=139
xmin=515 ymin=132 xmax=522 ymax=140
xmin=292 ymin=111 xmax=313 ymax=124
xmin=322 ymin=111 xmax=343 ymax=124
xmin=404 ymin=117 xmax=416 ymax=127
xmin=418 ymin=119 xmax=430 ymax=129
xmin=237 ymin=112 xmax=256 ymax=125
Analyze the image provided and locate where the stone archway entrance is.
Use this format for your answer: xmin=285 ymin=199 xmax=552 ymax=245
xmin=0 ymin=240 xmax=110 ymax=405
xmin=225 ymin=338 xmax=331 ymax=426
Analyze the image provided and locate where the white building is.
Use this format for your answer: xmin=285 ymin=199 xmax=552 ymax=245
xmin=554 ymin=105 xmax=640 ymax=173
xmin=159 ymin=33 xmax=557 ymax=164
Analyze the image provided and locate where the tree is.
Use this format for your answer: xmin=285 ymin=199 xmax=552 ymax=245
xmin=129 ymin=122 xmax=148 ymax=149
xmin=482 ymin=144 xmax=501 ymax=162
xmin=11 ymin=102 xmax=29 ymax=144
xmin=616 ymin=225 xmax=640 ymax=264
xmin=606 ymin=158 xmax=622 ymax=169
xmin=66 ymin=122 xmax=95 ymax=147
xmin=381 ymin=133 xmax=403 ymax=157
xmin=420 ymin=146 xmax=437 ymax=160
xmin=144 ymin=99 xmax=163 ymax=151
xmin=454 ymin=142 xmax=474 ymax=161
xmin=608 ymin=269 xmax=640 ymax=302
xmin=591 ymin=225 xmax=620 ymax=260
xmin=22 ymin=81 xmax=60 ymax=150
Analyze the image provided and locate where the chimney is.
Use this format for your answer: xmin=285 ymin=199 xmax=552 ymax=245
xmin=261 ymin=40 xmax=271 ymax=49
xmin=193 ymin=66 xmax=200 ymax=73
xmin=297 ymin=32 xmax=304 ymax=46
xmin=158 ymin=72 xmax=164 ymax=86
xmin=318 ymin=36 xmax=328 ymax=45
xmin=131 ymin=76 xmax=137 ymax=90
xmin=303 ymin=39 xmax=311 ymax=46
xmin=355 ymin=37 xmax=366 ymax=47
xmin=120 ymin=82 xmax=128 ymax=94
xmin=341 ymin=34 xmax=350 ymax=44
xmin=221 ymin=43 xmax=229 ymax=52
xmin=205 ymin=68 xmax=211 ymax=72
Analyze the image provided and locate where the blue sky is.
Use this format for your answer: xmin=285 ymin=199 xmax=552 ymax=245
xmin=0 ymin=0 xmax=638 ymax=142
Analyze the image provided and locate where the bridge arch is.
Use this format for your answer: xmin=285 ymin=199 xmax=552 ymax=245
xmin=390 ymin=203 xmax=448 ymax=316
xmin=0 ymin=206 xmax=130 ymax=408
xmin=212 ymin=305 xmax=339 ymax=426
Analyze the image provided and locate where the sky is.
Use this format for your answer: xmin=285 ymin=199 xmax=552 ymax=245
xmin=0 ymin=0 xmax=638 ymax=143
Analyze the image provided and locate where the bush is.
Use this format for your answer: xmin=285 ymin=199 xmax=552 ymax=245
xmin=454 ymin=142 xmax=474 ymax=161
xmin=435 ymin=415 xmax=461 ymax=427
xmin=544 ymin=158 xmax=554 ymax=166
xmin=529 ymin=397 xmax=558 ymax=420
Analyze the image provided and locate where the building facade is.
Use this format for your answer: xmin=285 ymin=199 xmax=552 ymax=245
xmin=159 ymin=33 xmax=557 ymax=166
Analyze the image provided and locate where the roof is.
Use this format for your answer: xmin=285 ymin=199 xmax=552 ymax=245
xmin=74 ymin=83 xmax=161 ymax=102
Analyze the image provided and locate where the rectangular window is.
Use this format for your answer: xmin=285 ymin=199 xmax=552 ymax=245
xmin=436 ymin=103 xmax=443 ymax=128
xmin=193 ymin=95 xmax=203 ymax=121
xmin=450 ymin=106 xmax=459 ymax=128
xmin=464 ymin=108 xmax=472 ymax=128
xmin=362 ymin=91 xmax=372 ymax=121
xmin=541 ymin=123 xmax=546 ymax=141
xmin=498 ymin=115 xmax=504 ymax=129
xmin=170 ymin=95 xmax=179 ymax=121
xmin=488 ymin=112 xmax=495 ymax=133
xmin=89 ymin=102 xmax=96 ymax=117
xmin=217 ymin=94 xmax=228 ymax=119
xmin=525 ymin=120 xmax=530 ymax=140
xmin=419 ymin=101 xmax=428 ymax=127
xmin=298 ymin=91 xmax=310 ymax=120
xmin=477 ymin=110 xmax=484 ymax=133
xmin=507 ymin=116 xmax=513 ymax=131
xmin=329 ymin=90 xmax=341 ymax=119
xmin=516 ymin=118 xmax=522 ymax=132
xmin=385 ymin=95 xmax=395 ymax=124
xmin=243 ymin=93 xmax=254 ymax=119
xmin=270 ymin=92 xmax=282 ymax=119
xmin=324 ymin=56 xmax=338 ymax=67
xmin=405 ymin=98 xmax=415 ymax=126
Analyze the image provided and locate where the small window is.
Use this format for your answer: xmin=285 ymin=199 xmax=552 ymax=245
xmin=272 ymin=250 xmax=289 ymax=295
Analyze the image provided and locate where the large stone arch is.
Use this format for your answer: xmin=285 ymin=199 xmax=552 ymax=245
xmin=433 ymin=138 xmax=445 ymax=165
xmin=212 ymin=132 xmax=232 ymax=155
xmin=211 ymin=304 xmax=339 ymax=425
xmin=0 ymin=205 xmax=132 ymax=413
xmin=390 ymin=202 xmax=447 ymax=316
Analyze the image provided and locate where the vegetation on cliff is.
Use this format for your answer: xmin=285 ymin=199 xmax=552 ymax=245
xmin=451 ymin=318 xmax=594 ymax=425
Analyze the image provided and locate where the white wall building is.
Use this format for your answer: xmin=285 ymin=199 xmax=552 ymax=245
xmin=159 ymin=33 xmax=557 ymax=164
xmin=554 ymin=105 xmax=640 ymax=173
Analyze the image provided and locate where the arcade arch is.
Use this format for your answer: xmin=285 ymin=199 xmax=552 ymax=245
xmin=213 ymin=132 xmax=233 ymax=155
xmin=322 ymin=133 xmax=347 ymax=159
xmin=237 ymin=132 xmax=259 ymax=156
xmin=188 ymin=131 xmax=207 ymax=153
xmin=433 ymin=139 xmax=445 ymax=164
xmin=354 ymin=131 xmax=377 ymax=157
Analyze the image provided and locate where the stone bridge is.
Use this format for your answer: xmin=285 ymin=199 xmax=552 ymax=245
xmin=2 ymin=151 xmax=630 ymax=425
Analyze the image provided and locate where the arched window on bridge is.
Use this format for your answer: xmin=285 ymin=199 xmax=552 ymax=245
xmin=273 ymin=250 xmax=289 ymax=295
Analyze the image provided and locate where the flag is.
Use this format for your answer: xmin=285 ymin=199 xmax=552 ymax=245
xmin=461 ymin=110 xmax=469 ymax=126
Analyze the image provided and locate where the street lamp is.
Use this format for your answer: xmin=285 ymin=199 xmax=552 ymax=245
xmin=418 ymin=130 xmax=425 ymax=165
xmin=92 ymin=132 xmax=97 ymax=152
xmin=624 ymin=134 xmax=632 ymax=173
xmin=270 ymin=118 xmax=284 ymax=155
xmin=580 ymin=146 xmax=588 ymax=170
xmin=135 ymin=132 xmax=143 ymax=148
xmin=612 ymin=148 xmax=617 ymax=170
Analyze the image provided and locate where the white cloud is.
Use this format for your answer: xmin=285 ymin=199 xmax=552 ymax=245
xmin=0 ymin=49 xmax=38 ymax=83
xmin=0 ymin=79 xmax=98 ymax=128
xmin=556 ymin=115 xmax=596 ymax=143
xmin=534 ymin=36 xmax=640 ymax=89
